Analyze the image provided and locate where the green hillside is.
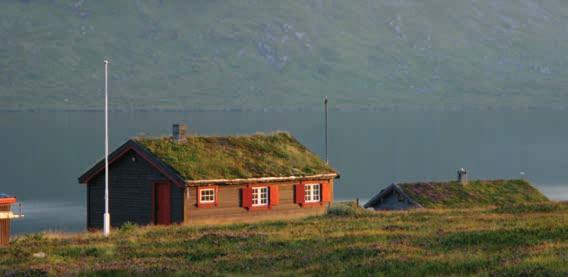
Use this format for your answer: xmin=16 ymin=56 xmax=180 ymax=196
xmin=2 ymin=1 xmax=568 ymax=111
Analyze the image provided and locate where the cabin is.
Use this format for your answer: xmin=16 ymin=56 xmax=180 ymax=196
xmin=364 ymin=179 xmax=549 ymax=210
xmin=0 ymin=193 xmax=23 ymax=246
xmin=78 ymin=124 xmax=339 ymax=229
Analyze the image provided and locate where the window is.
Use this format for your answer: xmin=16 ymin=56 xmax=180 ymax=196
xmin=304 ymin=183 xmax=321 ymax=203
xmin=252 ymin=187 xmax=268 ymax=206
xmin=197 ymin=186 xmax=218 ymax=208
xmin=199 ymin=188 xmax=215 ymax=203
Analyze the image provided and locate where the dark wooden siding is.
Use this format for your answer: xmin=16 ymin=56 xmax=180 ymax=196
xmin=184 ymin=179 xmax=334 ymax=225
xmin=87 ymin=150 xmax=183 ymax=229
xmin=369 ymin=190 xmax=417 ymax=211
xmin=0 ymin=204 xmax=10 ymax=246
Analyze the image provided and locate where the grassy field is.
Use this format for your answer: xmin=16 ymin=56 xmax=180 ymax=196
xmin=3 ymin=1 xmax=568 ymax=111
xmin=1 ymin=202 xmax=567 ymax=276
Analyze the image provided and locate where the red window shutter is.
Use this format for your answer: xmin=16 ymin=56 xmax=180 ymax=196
xmin=214 ymin=186 xmax=219 ymax=207
xmin=294 ymin=183 xmax=305 ymax=205
xmin=242 ymin=187 xmax=253 ymax=209
xmin=269 ymin=185 xmax=279 ymax=207
xmin=321 ymin=182 xmax=332 ymax=202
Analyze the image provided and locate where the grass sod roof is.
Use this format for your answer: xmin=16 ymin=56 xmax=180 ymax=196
xmin=134 ymin=132 xmax=336 ymax=181
xmin=397 ymin=180 xmax=549 ymax=208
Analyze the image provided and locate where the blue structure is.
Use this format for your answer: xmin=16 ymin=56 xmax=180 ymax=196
xmin=363 ymin=184 xmax=422 ymax=211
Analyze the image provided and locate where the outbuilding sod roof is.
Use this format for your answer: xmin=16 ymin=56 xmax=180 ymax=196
xmin=396 ymin=179 xmax=549 ymax=208
xmin=134 ymin=132 xmax=336 ymax=181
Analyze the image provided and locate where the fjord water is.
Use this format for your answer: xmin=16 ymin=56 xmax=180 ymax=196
xmin=2 ymin=111 xmax=567 ymax=234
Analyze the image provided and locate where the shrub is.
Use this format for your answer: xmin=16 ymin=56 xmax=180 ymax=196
xmin=60 ymin=246 xmax=112 ymax=258
xmin=118 ymin=222 xmax=138 ymax=234
xmin=327 ymin=202 xmax=371 ymax=217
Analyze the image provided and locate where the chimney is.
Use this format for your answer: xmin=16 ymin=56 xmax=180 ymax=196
xmin=457 ymin=168 xmax=468 ymax=185
xmin=172 ymin=124 xmax=187 ymax=142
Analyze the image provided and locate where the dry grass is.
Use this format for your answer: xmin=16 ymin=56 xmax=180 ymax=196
xmin=1 ymin=202 xmax=567 ymax=275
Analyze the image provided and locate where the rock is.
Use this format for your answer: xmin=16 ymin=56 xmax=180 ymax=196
xmin=282 ymin=23 xmax=293 ymax=31
xmin=32 ymin=252 xmax=46 ymax=259
xmin=256 ymin=41 xmax=277 ymax=65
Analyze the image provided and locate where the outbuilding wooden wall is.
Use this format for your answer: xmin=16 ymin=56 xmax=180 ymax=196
xmin=184 ymin=179 xmax=334 ymax=225
xmin=0 ymin=205 xmax=10 ymax=246
xmin=368 ymin=190 xmax=418 ymax=211
xmin=87 ymin=150 xmax=183 ymax=229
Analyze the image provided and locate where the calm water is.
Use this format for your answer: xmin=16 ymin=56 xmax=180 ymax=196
xmin=1 ymin=111 xmax=567 ymax=234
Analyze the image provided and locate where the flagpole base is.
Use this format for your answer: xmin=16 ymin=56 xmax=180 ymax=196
xmin=103 ymin=213 xmax=110 ymax=237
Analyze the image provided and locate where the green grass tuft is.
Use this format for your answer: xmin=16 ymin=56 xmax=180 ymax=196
xmin=327 ymin=201 xmax=372 ymax=217
xmin=492 ymin=202 xmax=567 ymax=214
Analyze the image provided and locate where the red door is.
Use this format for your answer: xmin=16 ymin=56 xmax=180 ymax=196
xmin=154 ymin=182 xmax=171 ymax=225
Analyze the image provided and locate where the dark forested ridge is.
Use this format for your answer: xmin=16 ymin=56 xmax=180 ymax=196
xmin=2 ymin=0 xmax=568 ymax=111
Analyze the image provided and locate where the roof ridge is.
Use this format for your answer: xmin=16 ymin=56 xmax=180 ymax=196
xmin=132 ymin=130 xmax=293 ymax=141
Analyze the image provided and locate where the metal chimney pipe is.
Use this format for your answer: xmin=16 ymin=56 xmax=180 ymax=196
xmin=324 ymin=96 xmax=328 ymax=164
xmin=173 ymin=124 xmax=187 ymax=142
xmin=457 ymin=168 xmax=468 ymax=185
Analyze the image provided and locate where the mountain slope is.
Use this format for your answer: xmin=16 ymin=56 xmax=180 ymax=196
xmin=2 ymin=0 xmax=568 ymax=110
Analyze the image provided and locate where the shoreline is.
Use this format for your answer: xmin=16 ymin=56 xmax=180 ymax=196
xmin=1 ymin=106 xmax=567 ymax=113
xmin=10 ymin=200 xmax=568 ymax=237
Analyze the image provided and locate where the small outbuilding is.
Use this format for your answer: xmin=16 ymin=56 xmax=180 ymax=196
xmin=364 ymin=179 xmax=549 ymax=210
xmin=79 ymin=125 xmax=339 ymax=229
xmin=0 ymin=193 xmax=23 ymax=246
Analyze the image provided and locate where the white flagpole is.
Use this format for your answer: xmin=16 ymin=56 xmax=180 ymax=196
xmin=103 ymin=59 xmax=111 ymax=237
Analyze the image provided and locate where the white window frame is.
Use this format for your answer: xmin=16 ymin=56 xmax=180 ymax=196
xmin=252 ymin=186 xmax=268 ymax=207
xmin=304 ymin=183 xmax=321 ymax=203
xmin=199 ymin=188 xmax=215 ymax=204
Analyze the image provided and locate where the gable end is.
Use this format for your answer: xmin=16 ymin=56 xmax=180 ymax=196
xmin=364 ymin=184 xmax=423 ymax=209
xmin=78 ymin=140 xmax=185 ymax=187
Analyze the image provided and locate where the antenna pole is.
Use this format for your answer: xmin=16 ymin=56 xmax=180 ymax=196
xmin=324 ymin=96 xmax=328 ymax=164
xmin=103 ymin=59 xmax=110 ymax=237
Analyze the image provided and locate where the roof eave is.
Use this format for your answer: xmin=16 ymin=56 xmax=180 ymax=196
xmin=394 ymin=184 xmax=424 ymax=208
xmin=185 ymin=173 xmax=338 ymax=186
xmin=363 ymin=184 xmax=396 ymax=208
xmin=0 ymin=197 xmax=17 ymax=205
